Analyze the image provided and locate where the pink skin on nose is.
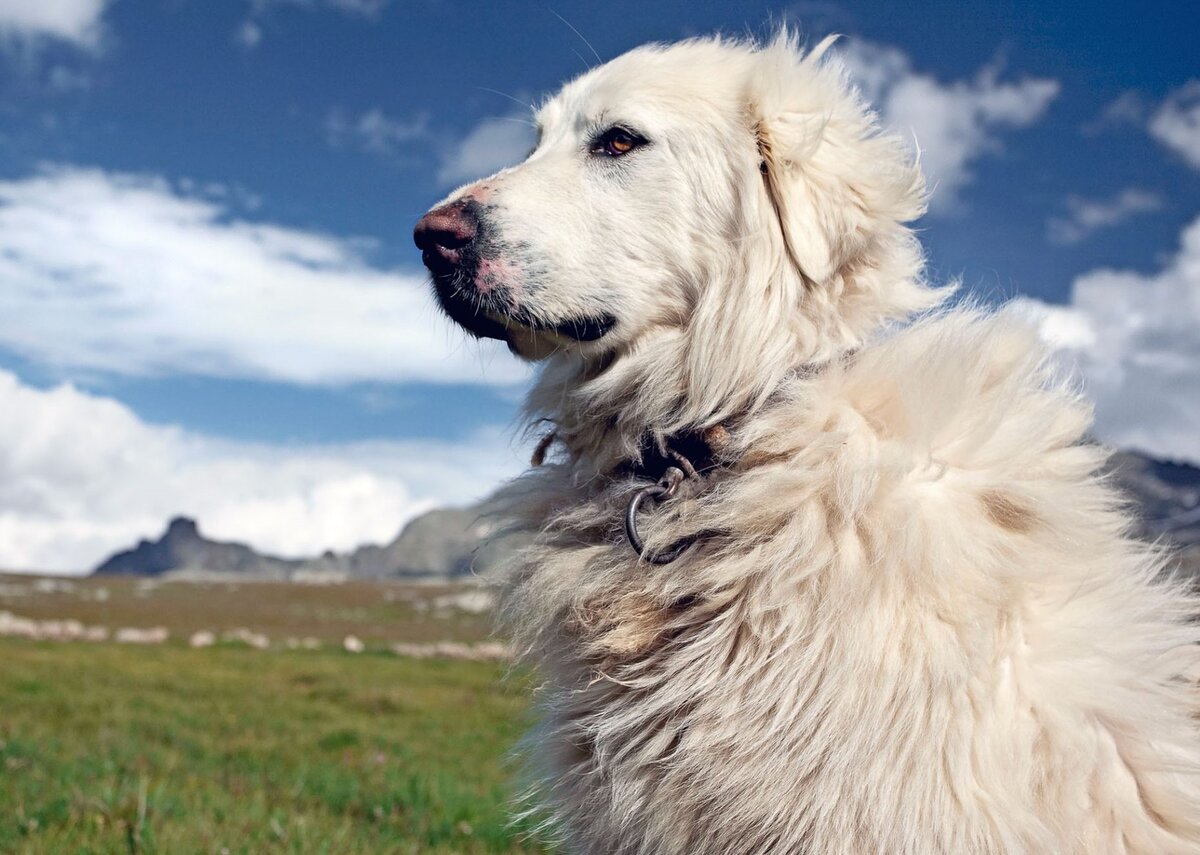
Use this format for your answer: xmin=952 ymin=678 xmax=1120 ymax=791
xmin=463 ymin=182 xmax=521 ymax=303
xmin=466 ymin=182 xmax=495 ymax=203
xmin=476 ymin=256 xmax=522 ymax=303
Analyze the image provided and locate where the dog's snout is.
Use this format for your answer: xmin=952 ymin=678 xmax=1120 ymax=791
xmin=413 ymin=201 xmax=478 ymax=260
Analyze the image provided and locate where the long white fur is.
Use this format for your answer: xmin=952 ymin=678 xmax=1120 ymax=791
xmin=435 ymin=31 xmax=1200 ymax=855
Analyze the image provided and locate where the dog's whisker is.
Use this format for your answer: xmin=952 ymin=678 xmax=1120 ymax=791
xmin=474 ymin=86 xmax=534 ymax=111
xmin=549 ymin=9 xmax=602 ymax=65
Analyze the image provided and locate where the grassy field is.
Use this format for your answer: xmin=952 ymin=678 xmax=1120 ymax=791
xmin=0 ymin=576 xmax=548 ymax=854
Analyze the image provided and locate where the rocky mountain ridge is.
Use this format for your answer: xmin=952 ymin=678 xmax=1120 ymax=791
xmin=93 ymin=448 xmax=1200 ymax=580
xmin=94 ymin=506 xmax=510 ymax=581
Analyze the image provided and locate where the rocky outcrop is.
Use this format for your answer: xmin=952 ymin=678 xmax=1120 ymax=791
xmin=1107 ymin=450 xmax=1200 ymax=579
xmin=338 ymin=506 xmax=504 ymax=578
xmin=94 ymin=517 xmax=298 ymax=578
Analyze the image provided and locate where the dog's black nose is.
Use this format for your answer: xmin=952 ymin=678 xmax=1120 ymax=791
xmin=414 ymin=201 xmax=478 ymax=273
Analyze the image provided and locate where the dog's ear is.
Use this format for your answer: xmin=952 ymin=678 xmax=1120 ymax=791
xmin=752 ymin=34 xmax=927 ymax=287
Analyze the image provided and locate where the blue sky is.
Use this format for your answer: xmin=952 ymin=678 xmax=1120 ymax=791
xmin=0 ymin=0 xmax=1197 ymax=572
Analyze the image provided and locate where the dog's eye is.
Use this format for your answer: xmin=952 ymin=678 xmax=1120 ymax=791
xmin=590 ymin=126 xmax=647 ymax=158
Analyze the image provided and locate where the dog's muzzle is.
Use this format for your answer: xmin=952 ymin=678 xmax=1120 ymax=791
xmin=413 ymin=200 xmax=618 ymax=344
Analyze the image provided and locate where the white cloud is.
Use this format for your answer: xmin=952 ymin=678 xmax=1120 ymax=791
xmin=1017 ymin=213 xmax=1200 ymax=463
xmin=236 ymin=0 xmax=391 ymax=47
xmin=325 ymin=107 xmax=430 ymax=155
xmin=325 ymin=0 xmax=389 ymax=14
xmin=1088 ymin=82 xmax=1200 ymax=172
xmin=438 ymin=115 xmax=536 ymax=186
xmin=1149 ymin=80 xmax=1200 ymax=171
xmin=1046 ymin=188 xmax=1162 ymax=245
xmin=841 ymin=41 xmax=1060 ymax=213
xmin=0 ymin=165 xmax=529 ymax=386
xmin=46 ymin=63 xmax=91 ymax=92
xmin=246 ymin=0 xmax=391 ymax=15
xmin=0 ymin=369 xmax=524 ymax=573
xmin=0 ymin=0 xmax=107 ymax=48
xmin=233 ymin=20 xmax=262 ymax=49
xmin=350 ymin=95 xmax=539 ymax=186
xmin=1084 ymin=91 xmax=1147 ymax=135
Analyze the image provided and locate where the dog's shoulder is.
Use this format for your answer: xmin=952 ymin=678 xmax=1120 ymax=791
xmin=834 ymin=307 xmax=1094 ymax=472
xmin=714 ymin=307 xmax=1126 ymax=588
xmin=731 ymin=307 xmax=1097 ymax=498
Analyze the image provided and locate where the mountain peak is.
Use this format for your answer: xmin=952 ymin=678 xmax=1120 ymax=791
xmin=93 ymin=515 xmax=294 ymax=578
xmin=165 ymin=516 xmax=200 ymax=540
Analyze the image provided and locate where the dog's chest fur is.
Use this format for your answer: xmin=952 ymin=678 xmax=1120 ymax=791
xmin=496 ymin=313 xmax=1200 ymax=855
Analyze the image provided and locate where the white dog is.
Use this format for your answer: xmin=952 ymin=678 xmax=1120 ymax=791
xmin=415 ymin=32 xmax=1200 ymax=854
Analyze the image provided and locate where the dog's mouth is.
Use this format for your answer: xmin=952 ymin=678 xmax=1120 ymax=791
xmin=536 ymin=313 xmax=618 ymax=342
xmin=430 ymin=275 xmax=512 ymax=341
xmin=431 ymin=275 xmax=617 ymax=344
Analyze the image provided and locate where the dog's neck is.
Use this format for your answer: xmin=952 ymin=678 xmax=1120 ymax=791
xmin=521 ymin=255 xmax=923 ymax=478
xmin=527 ymin=348 xmax=847 ymax=481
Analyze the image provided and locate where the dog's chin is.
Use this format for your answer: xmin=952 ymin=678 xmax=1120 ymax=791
xmin=431 ymin=279 xmax=512 ymax=341
xmin=433 ymin=279 xmax=617 ymax=356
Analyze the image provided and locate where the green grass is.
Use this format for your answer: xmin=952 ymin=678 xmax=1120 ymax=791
xmin=0 ymin=639 xmax=545 ymax=854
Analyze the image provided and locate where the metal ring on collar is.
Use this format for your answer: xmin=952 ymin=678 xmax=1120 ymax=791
xmin=624 ymin=468 xmax=694 ymax=565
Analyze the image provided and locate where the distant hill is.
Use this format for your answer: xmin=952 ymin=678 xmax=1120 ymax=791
xmin=92 ymin=448 xmax=1200 ymax=581
xmin=94 ymin=517 xmax=298 ymax=578
xmin=1108 ymin=450 xmax=1200 ymax=578
xmin=93 ymin=506 xmax=513 ymax=581
xmin=332 ymin=505 xmax=510 ymax=578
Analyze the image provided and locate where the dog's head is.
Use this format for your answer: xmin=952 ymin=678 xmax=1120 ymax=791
xmin=416 ymin=33 xmax=941 ymax=436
